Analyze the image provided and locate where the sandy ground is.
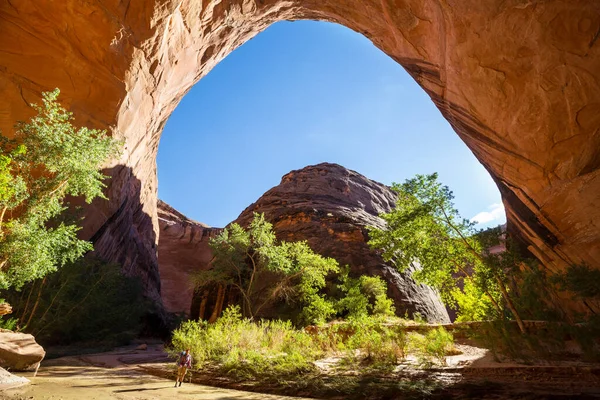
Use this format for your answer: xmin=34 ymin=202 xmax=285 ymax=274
xmin=1 ymin=342 xmax=598 ymax=399
xmin=0 ymin=345 xmax=306 ymax=400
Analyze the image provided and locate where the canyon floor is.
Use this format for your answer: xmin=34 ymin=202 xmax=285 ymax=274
xmin=0 ymin=346 xmax=305 ymax=400
xmin=0 ymin=343 xmax=598 ymax=399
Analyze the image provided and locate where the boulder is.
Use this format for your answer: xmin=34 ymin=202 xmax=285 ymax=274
xmin=0 ymin=331 xmax=45 ymax=371
xmin=0 ymin=367 xmax=29 ymax=389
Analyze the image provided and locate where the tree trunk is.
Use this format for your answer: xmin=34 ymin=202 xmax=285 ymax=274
xmin=215 ymin=286 xmax=227 ymax=319
xmin=24 ymin=277 xmax=46 ymax=329
xmin=20 ymin=281 xmax=37 ymax=323
xmin=495 ymin=276 xmax=527 ymax=334
xmin=208 ymin=284 xmax=225 ymax=323
xmin=198 ymin=290 xmax=208 ymax=321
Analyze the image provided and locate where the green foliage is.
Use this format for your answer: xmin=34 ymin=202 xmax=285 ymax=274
xmin=171 ymin=309 xmax=457 ymax=386
xmin=0 ymin=89 xmax=122 ymax=290
xmin=171 ymin=305 xmax=320 ymax=378
xmin=171 ymin=310 xmax=447 ymax=398
xmin=3 ymin=257 xmax=146 ymax=346
xmin=465 ymin=260 xmax=600 ymax=363
xmin=200 ymin=213 xmax=339 ymax=324
xmin=453 ymin=279 xmax=497 ymax=322
xmin=0 ymin=317 xmax=18 ymax=331
xmin=408 ymin=327 xmax=455 ymax=367
xmin=551 ymin=264 xmax=600 ymax=301
xmin=367 ymin=173 xmax=521 ymax=326
xmin=337 ymin=271 xmax=395 ymax=320
xmin=510 ymin=261 xmax=565 ymax=321
xmin=342 ymin=317 xmax=407 ymax=370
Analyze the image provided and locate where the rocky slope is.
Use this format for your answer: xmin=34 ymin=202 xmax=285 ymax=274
xmin=235 ymin=163 xmax=450 ymax=323
xmin=157 ymin=200 xmax=221 ymax=315
xmin=0 ymin=1 xmax=598 ymax=312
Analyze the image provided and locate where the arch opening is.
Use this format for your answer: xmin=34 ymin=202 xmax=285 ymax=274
xmin=155 ymin=20 xmax=507 ymax=320
xmin=156 ymin=20 xmax=505 ymax=230
xmin=0 ymin=0 xmax=598 ymax=308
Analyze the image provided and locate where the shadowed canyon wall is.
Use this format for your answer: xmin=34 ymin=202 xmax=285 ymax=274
xmin=1 ymin=1 xmax=598 ymax=305
xmin=157 ymin=200 xmax=221 ymax=314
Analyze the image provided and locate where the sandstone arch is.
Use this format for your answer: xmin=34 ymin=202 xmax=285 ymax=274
xmin=0 ymin=1 xmax=598 ymax=304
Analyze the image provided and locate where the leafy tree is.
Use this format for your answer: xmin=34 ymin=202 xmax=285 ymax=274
xmin=2 ymin=257 xmax=146 ymax=346
xmin=336 ymin=271 xmax=395 ymax=320
xmin=198 ymin=213 xmax=339 ymax=324
xmin=550 ymin=264 xmax=600 ymax=316
xmin=368 ymin=173 xmax=526 ymax=333
xmin=0 ymin=89 xmax=121 ymax=291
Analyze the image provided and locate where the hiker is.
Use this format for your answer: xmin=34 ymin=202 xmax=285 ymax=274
xmin=175 ymin=348 xmax=192 ymax=387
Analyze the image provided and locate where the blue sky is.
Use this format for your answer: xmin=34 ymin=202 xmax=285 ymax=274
xmin=157 ymin=21 xmax=505 ymax=229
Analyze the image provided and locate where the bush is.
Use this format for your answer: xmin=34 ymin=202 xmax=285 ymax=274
xmin=336 ymin=273 xmax=396 ymax=320
xmin=0 ymin=317 xmax=17 ymax=331
xmin=170 ymin=305 xmax=321 ymax=378
xmin=408 ymin=327 xmax=455 ymax=367
xmin=338 ymin=317 xmax=407 ymax=370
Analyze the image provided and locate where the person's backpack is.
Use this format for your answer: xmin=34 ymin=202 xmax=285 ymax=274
xmin=177 ymin=351 xmax=185 ymax=365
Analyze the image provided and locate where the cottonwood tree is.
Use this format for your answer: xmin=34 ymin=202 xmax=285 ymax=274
xmin=197 ymin=213 xmax=339 ymax=324
xmin=0 ymin=89 xmax=121 ymax=291
xmin=336 ymin=271 xmax=395 ymax=320
xmin=368 ymin=173 xmax=527 ymax=333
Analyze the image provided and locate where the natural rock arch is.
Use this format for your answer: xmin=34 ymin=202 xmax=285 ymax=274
xmin=0 ymin=1 xmax=598 ymax=304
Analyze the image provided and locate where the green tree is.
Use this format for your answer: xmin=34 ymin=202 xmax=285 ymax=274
xmin=336 ymin=271 xmax=395 ymax=320
xmin=2 ymin=257 xmax=145 ymax=345
xmin=0 ymin=89 xmax=121 ymax=291
xmin=198 ymin=213 xmax=339 ymax=324
xmin=368 ymin=173 xmax=526 ymax=333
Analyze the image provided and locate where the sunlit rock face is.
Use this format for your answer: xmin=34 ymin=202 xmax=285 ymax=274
xmin=0 ymin=1 xmax=598 ymax=309
xmin=157 ymin=200 xmax=221 ymax=315
xmin=235 ymin=163 xmax=451 ymax=323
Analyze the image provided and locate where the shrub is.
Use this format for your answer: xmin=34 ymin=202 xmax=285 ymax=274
xmin=337 ymin=273 xmax=396 ymax=320
xmin=170 ymin=305 xmax=321 ymax=378
xmin=0 ymin=317 xmax=17 ymax=331
xmin=341 ymin=317 xmax=407 ymax=369
xmin=408 ymin=327 xmax=455 ymax=367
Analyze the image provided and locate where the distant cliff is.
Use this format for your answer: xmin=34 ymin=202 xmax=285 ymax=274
xmin=157 ymin=200 xmax=221 ymax=315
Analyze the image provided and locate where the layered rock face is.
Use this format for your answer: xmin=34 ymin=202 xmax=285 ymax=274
xmin=0 ymin=1 xmax=598 ymax=307
xmin=157 ymin=200 xmax=221 ymax=315
xmin=235 ymin=163 xmax=450 ymax=323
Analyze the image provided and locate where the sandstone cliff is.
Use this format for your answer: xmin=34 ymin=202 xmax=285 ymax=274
xmin=157 ymin=200 xmax=221 ymax=315
xmin=1 ymin=1 xmax=598 ymax=311
xmin=235 ymin=163 xmax=451 ymax=323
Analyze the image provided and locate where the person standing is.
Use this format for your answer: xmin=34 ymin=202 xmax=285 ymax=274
xmin=175 ymin=348 xmax=192 ymax=387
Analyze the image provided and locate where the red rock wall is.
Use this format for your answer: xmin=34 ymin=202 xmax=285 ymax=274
xmin=157 ymin=200 xmax=221 ymax=314
xmin=0 ymin=1 xmax=598 ymax=305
